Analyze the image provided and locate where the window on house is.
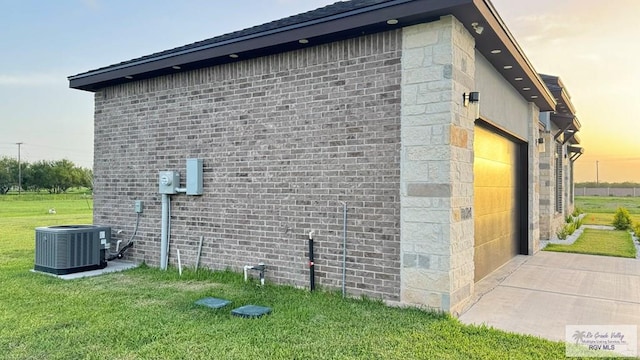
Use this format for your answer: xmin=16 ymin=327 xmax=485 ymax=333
xmin=569 ymin=162 xmax=574 ymax=205
xmin=555 ymin=143 xmax=563 ymax=213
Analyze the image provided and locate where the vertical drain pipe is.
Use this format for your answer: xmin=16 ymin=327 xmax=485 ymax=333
xmin=341 ymin=202 xmax=348 ymax=298
xmin=308 ymin=230 xmax=315 ymax=291
xmin=160 ymin=193 xmax=170 ymax=270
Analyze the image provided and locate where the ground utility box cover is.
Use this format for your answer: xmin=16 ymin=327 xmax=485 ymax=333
xmin=195 ymin=297 xmax=231 ymax=309
xmin=231 ymin=305 xmax=272 ymax=318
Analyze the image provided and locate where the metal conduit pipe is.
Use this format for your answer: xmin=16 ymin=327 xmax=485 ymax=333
xmin=160 ymin=193 xmax=170 ymax=270
xmin=308 ymin=230 xmax=315 ymax=291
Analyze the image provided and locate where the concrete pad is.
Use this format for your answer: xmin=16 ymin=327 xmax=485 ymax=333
xmin=459 ymin=251 xmax=640 ymax=346
xmin=32 ymin=260 xmax=139 ymax=280
xmin=526 ymin=251 xmax=640 ymax=275
xmin=503 ymin=265 xmax=640 ymax=303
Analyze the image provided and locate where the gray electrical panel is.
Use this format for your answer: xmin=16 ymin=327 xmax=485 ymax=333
xmin=186 ymin=158 xmax=203 ymax=195
xmin=158 ymin=171 xmax=180 ymax=194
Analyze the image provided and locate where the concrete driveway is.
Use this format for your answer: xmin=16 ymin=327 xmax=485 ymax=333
xmin=459 ymin=251 xmax=640 ymax=346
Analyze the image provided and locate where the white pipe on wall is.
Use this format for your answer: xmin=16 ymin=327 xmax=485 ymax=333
xmin=244 ymin=265 xmax=251 ymax=282
xmin=177 ymin=247 xmax=182 ymax=276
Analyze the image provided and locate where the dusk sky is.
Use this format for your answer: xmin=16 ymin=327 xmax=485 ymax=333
xmin=1 ymin=0 xmax=638 ymax=183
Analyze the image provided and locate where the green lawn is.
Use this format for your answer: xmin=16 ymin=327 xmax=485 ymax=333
xmin=575 ymin=195 xmax=640 ymax=214
xmin=545 ymin=229 xmax=637 ymax=258
xmin=0 ymin=194 xmax=572 ymax=359
xmin=576 ymin=196 xmax=640 ymax=225
xmin=580 ymin=212 xmax=640 ymax=226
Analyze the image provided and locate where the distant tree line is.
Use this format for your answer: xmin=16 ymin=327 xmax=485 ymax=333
xmin=0 ymin=157 xmax=92 ymax=194
xmin=575 ymin=182 xmax=640 ymax=188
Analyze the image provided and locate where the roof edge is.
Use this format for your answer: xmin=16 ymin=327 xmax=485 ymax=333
xmin=475 ymin=0 xmax=555 ymax=111
xmin=69 ymin=0 xmax=415 ymax=82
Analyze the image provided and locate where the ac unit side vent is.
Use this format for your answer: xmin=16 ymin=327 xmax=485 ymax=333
xmin=35 ymin=225 xmax=110 ymax=275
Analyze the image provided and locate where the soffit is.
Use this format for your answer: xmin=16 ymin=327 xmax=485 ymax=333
xmin=68 ymin=0 xmax=555 ymax=111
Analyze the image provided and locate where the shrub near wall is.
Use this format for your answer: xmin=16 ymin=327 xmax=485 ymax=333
xmin=612 ymin=207 xmax=632 ymax=230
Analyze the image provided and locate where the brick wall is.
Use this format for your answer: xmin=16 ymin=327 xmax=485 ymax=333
xmin=93 ymin=30 xmax=403 ymax=301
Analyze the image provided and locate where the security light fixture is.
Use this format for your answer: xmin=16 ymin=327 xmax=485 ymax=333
xmin=463 ymin=91 xmax=480 ymax=107
xmin=471 ymin=22 xmax=484 ymax=35
xmin=537 ymin=137 xmax=545 ymax=153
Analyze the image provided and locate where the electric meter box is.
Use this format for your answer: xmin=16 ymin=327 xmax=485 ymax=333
xmin=158 ymin=171 xmax=180 ymax=194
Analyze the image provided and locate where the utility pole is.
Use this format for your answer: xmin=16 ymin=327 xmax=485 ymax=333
xmin=16 ymin=142 xmax=23 ymax=195
xmin=596 ymin=160 xmax=599 ymax=185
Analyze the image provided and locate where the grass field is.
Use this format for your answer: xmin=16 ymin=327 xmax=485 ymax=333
xmin=576 ymin=196 xmax=640 ymax=225
xmin=0 ymin=194 xmax=570 ymax=359
xmin=575 ymin=196 xmax=640 ymax=214
xmin=544 ymin=229 xmax=637 ymax=258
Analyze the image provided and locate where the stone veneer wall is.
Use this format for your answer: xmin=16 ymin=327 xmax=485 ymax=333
xmin=399 ymin=16 xmax=475 ymax=313
xmin=538 ymin=131 xmax=552 ymax=239
xmin=93 ymin=30 xmax=404 ymax=301
xmin=527 ymin=103 xmax=541 ymax=253
xmin=539 ymin=131 xmax=563 ymax=240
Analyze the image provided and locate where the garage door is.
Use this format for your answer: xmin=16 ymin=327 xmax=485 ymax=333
xmin=474 ymin=125 xmax=522 ymax=282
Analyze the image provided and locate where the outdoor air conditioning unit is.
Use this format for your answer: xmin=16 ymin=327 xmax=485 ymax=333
xmin=34 ymin=225 xmax=110 ymax=275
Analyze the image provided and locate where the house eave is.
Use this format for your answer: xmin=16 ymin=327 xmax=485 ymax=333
xmin=68 ymin=0 xmax=555 ymax=111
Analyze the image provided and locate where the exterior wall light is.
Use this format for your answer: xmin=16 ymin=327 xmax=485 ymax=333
xmin=463 ymin=91 xmax=479 ymax=107
xmin=537 ymin=137 xmax=545 ymax=153
xmin=463 ymin=92 xmax=480 ymax=119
